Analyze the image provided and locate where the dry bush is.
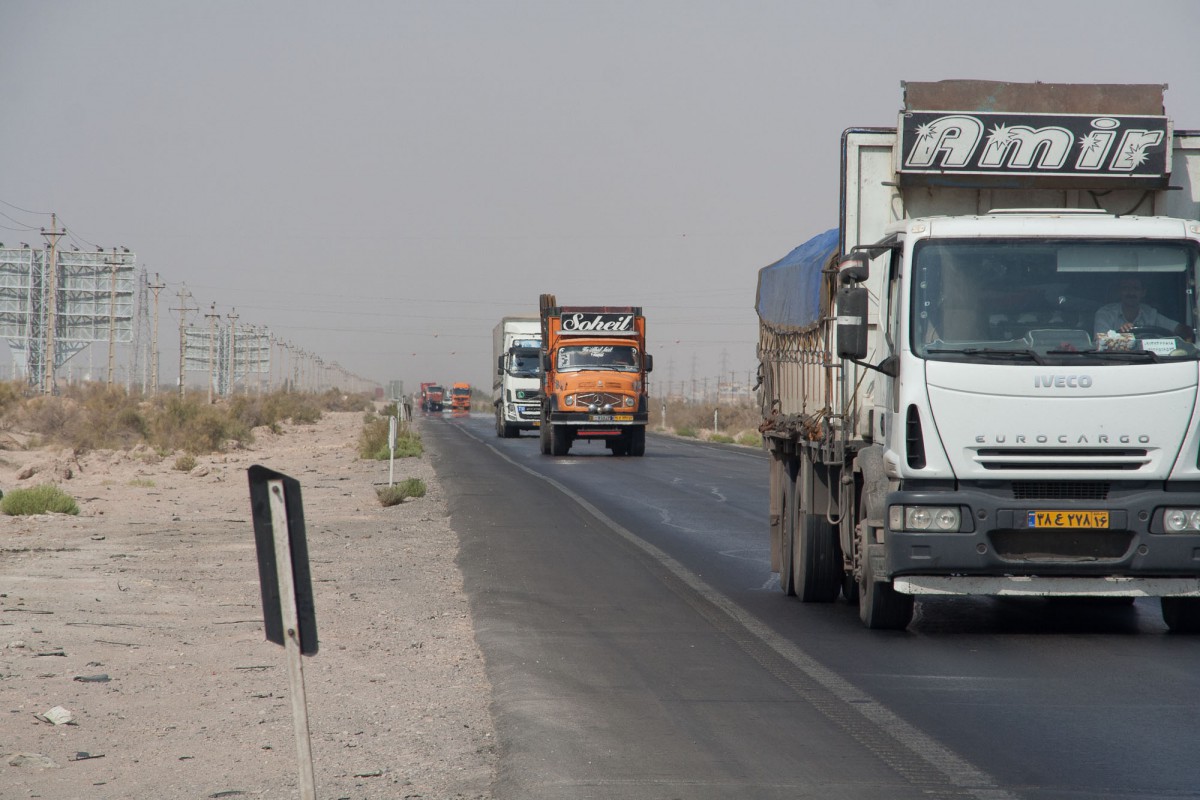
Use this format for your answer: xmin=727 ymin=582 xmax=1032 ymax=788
xmin=376 ymin=477 xmax=426 ymax=506
xmin=317 ymin=389 xmax=375 ymax=413
xmin=358 ymin=410 xmax=422 ymax=460
xmin=1 ymin=484 xmax=80 ymax=516
xmin=657 ymin=399 xmax=761 ymax=445
xmin=145 ymin=392 xmax=251 ymax=454
xmin=0 ymin=386 xmax=372 ymax=457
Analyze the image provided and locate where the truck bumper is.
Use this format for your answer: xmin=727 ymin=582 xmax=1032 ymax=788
xmin=505 ymin=403 xmax=541 ymax=429
xmin=547 ymin=411 xmax=648 ymax=436
xmin=884 ymin=482 xmax=1200 ymax=596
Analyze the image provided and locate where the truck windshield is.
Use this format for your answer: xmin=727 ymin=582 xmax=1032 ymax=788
xmin=556 ymin=345 xmax=640 ymax=373
xmin=911 ymin=239 xmax=1200 ymax=364
xmin=507 ymin=347 xmax=542 ymax=378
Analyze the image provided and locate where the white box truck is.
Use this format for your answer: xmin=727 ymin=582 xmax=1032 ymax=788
xmin=757 ymin=80 xmax=1200 ymax=630
xmin=493 ymin=316 xmax=543 ymax=437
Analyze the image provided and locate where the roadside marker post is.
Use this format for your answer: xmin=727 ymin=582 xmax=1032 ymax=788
xmin=248 ymin=465 xmax=318 ymax=800
xmin=388 ymin=415 xmax=397 ymax=486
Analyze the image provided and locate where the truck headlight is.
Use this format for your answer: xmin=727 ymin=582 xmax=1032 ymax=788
xmin=564 ymin=394 xmax=575 ymax=407
xmin=889 ymin=505 xmax=962 ymax=532
xmin=623 ymin=396 xmax=635 ymax=407
xmin=1164 ymin=508 xmax=1200 ymax=532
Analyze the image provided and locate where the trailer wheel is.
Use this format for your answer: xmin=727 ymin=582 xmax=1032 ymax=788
xmin=858 ymin=551 xmax=913 ymax=630
xmin=1161 ymin=597 xmax=1200 ymax=633
xmin=778 ymin=470 xmax=797 ymax=597
xmin=794 ymin=514 xmax=841 ymax=603
xmin=550 ymin=425 xmax=571 ymax=456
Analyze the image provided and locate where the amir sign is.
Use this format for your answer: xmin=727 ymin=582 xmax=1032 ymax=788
xmin=897 ymin=111 xmax=1170 ymax=187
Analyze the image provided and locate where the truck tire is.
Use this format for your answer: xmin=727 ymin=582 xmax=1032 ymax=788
xmin=794 ymin=513 xmax=842 ymax=603
xmin=550 ymin=425 xmax=571 ymax=456
xmin=778 ymin=472 xmax=799 ymax=597
xmin=629 ymin=426 xmax=646 ymax=457
xmin=539 ymin=419 xmax=551 ymax=455
xmin=503 ymin=423 xmax=517 ymax=438
xmin=610 ymin=435 xmax=629 ymax=456
xmin=1161 ymin=597 xmax=1200 ymax=633
xmin=858 ymin=549 xmax=913 ymax=630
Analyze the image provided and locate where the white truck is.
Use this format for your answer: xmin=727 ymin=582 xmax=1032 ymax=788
xmin=493 ymin=316 xmax=543 ymax=438
xmin=757 ymin=80 xmax=1200 ymax=631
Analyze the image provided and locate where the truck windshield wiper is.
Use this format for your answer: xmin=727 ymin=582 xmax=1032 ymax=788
xmin=926 ymin=347 xmax=1045 ymax=364
xmin=1065 ymin=349 xmax=1163 ymax=362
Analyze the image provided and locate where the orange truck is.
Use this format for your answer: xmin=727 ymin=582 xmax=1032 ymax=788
xmin=419 ymin=382 xmax=444 ymax=412
xmin=449 ymin=382 xmax=472 ymax=411
xmin=537 ymin=294 xmax=652 ymax=457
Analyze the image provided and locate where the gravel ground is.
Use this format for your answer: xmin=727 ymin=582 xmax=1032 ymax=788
xmin=0 ymin=409 xmax=496 ymax=799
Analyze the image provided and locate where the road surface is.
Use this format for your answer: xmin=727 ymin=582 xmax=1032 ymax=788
xmin=424 ymin=411 xmax=1200 ymax=800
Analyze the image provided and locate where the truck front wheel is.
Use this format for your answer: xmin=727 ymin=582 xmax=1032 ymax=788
xmin=550 ymin=425 xmax=571 ymax=456
xmin=858 ymin=549 xmax=913 ymax=630
xmin=1161 ymin=597 xmax=1200 ymax=633
xmin=629 ymin=426 xmax=646 ymax=457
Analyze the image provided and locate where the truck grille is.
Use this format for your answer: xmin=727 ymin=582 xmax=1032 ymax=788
xmin=991 ymin=529 xmax=1133 ymax=562
xmin=974 ymin=448 xmax=1149 ymax=471
xmin=1011 ymin=481 xmax=1110 ymax=501
xmin=576 ymin=392 xmax=624 ymax=407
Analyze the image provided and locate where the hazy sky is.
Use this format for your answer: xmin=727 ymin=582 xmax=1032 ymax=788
xmin=5 ymin=0 xmax=1200 ymax=395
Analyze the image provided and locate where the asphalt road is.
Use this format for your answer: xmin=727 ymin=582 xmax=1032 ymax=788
xmin=423 ymin=411 xmax=1200 ymax=800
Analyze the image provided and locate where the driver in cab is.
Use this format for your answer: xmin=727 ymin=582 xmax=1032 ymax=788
xmin=1093 ymin=276 xmax=1192 ymax=340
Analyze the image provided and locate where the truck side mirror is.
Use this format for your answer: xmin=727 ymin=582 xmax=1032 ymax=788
xmin=836 ymin=285 xmax=869 ymax=360
xmin=839 ymin=252 xmax=870 ymax=284
xmin=497 ymin=355 xmax=504 ymax=375
xmin=541 ymin=352 xmax=551 ymax=372
xmin=644 ymin=353 xmax=653 ymax=373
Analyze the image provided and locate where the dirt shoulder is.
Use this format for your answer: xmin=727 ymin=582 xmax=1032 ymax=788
xmin=0 ymin=409 xmax=496 ymax=799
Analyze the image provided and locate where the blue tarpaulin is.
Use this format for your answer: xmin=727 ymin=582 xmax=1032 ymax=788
xmin=755 ymin=228 xmax=838 ymax=331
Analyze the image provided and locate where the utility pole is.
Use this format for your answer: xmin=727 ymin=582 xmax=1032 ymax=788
xmin=149 ymin=273 xmax=165 ymax=394
xmin=106 ymin=247 xmax=119 ymax=386
xmin=206 ymin=303 xmax=220 ymax=403
xmin=40 ymin=215 xmax=64 ymax=395
xmin=226 ymin=309 xmax=239 ymax=398
xmin=172 ymin=286 xmax=194 ymax=397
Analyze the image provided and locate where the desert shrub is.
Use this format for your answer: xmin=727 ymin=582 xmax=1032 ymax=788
xmin=736 ymin=431 xmax=763 ymax=448
xmin=1 ymin=484 xmax=79 ymax=516
xmin=146 ymin=394 xmax=250 ymax=454
xmin=359 ymin=413 xmax=422 ymax=459
xmin=128 ymin=478 xmax=155 ymax=488
xmin=676 ymin=425 xmax=697 ymax=438
xmin=377 ymin=478 xmax=426 ymax=506
xmin=12 ymin=395 xmax=72 ymax=442
xmin=173 ymin=453 xmax=197 ymax=472
xmin=317 ymin=389 xmax=374 ymax=413
xmin=709 ymin=433 xmax=735 ymax=444
xmin=0 ymin=380 xmax=27 ymax=415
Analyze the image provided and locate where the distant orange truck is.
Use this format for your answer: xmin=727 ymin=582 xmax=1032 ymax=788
xmin=537 ymin=294 xmax=652 ymax=457
xmin=450 ymin=382 xmax=472 ymax=411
